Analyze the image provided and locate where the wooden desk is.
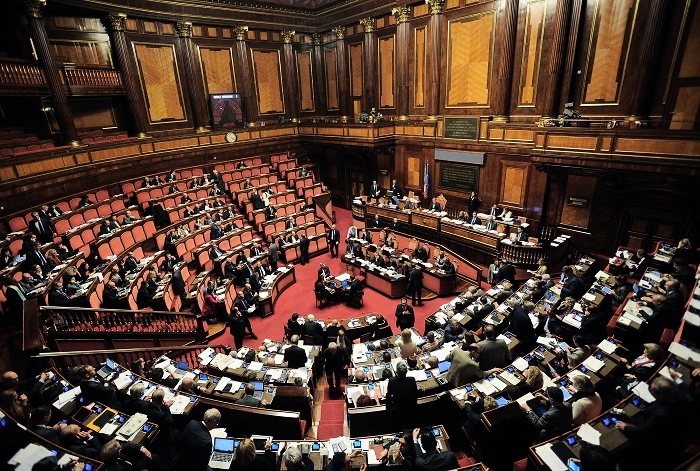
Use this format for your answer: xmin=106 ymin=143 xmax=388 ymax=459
xmin=341 ymin=254 xmax=407 ymax=298
xmin=441 ymin=219 xmax=504 ymax=249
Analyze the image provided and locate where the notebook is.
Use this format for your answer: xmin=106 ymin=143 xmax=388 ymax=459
xmin=209 ymin=438 xmax=236 ymax=469
xmin=252 ymin=381 xmax=264 ymax=400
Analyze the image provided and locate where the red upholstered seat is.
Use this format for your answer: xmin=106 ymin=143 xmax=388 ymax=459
xmin=513 ymin=458 xmax=528 ymax=471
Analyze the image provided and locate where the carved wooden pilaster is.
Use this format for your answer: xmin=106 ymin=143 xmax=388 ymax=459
xmin=425 ymin=0 xmax=444 ymax=118
xmin=311 ymin=33 xmax=328 ymax=115
xmin=176 ymin=21 xmax=209 ymax=132
xmin=281 ymin=31 xmax=298 ymax=120
xmin=24 ymin=0 xmax=79 ymax=145
xmin=491 ymin=0 xmax=518 ymax=122
xmin=233 ymin=26 xmax=257 ymax=124
xmin=559 ymin=0 xmax=583 ymax=114
xmin=333 ymin=27 xmax=351 ymax=116
xmin=540 ymin=0 xmax=572 ymax=118
xmin=104 ymin=13 xmax=149 ymax=138
xmin=360 ymin=18 xmax=377 ymax=112
xmin=626 ymin=0 xmax=670 ymax=120
xmin=393 ymin=6 xmax=411 ymax=120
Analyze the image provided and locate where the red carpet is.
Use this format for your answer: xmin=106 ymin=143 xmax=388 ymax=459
xmin=213 ymin=207 xmax=463 ymax=348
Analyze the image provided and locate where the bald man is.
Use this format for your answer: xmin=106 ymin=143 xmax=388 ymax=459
xmin=1 ymin=370 xmax=51 ymax=397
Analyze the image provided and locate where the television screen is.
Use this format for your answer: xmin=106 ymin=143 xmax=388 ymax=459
xmin=210 ymin=93 xmax=244 ymax=129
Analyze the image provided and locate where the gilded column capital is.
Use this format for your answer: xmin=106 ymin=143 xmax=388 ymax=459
xmin=312 ymin=33 xmax=323 ymax=45
xmin=281 ymin=30 xmax=295 ymax=44
xmin=104 ymin=12 xmax=127 ymax=32
xmin=360 ymin=17 xmax=376 ymax=33
xmin=23 ymin=0 xmax=45 ymax=18
xmin=426 ymin=0 xmax=444 ymax=15
xmin=234 ymin=25 xmax=249 ymax=41
xmin=331 ymin=26 xmax=344 ymax=40
xmin=175 ymin=21 xmax=193 ymax=38
xmin=392 ymin=5 xmax=411 ymax=23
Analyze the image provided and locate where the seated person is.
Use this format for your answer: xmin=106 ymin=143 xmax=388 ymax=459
xmin=443 ymin=319 xmax=465 ymax=343
xmin=59 ymin=424 xmax=102 ymax=459
xmin=520 ymin=386 xmax=573 ymax=441
xmin=614 ymin=343 xmax=665 ymax=398
xmin=413 ymin=428 xmax=458 ymax=471
xmin=235 ymin=382 xmax=267 ymax=407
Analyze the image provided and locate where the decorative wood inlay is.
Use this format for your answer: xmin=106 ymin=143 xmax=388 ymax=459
xmin=324 ymin=48 xmax=339 ymax=110
xmin=546 ymin=134 xmax=597 ymax=151
xmin=297 ymin=50 xmax=315 ymax=112
xmin=446 ymin=11 xmax=496 ymax=107
xmin=669 ymin=86 xmax=700 ymax=130
xmin=199 ymin=47 xmax=235 ymax=94
xmin=678 ymin=1 xmax=700 ymax=78
xmin=251 ymin=49 xmax=284 ymax=114
xmin=349 ymin=43 xmax=363 ymax=97
xmin=582 ymin=0 xmax=638 ymax=105
xmin=133 ymin=43 xmax=186 ymax=123
xmin=414 ymin=26 xmax=426 ymax=107
xmin=518 ymin=0 xmax=546 ymax=106
xmin=379 ymin=36 xmax=395 ymax=108
xmin=407 ymin=155 xmax=421 ymax=187
xmin=501 ymin=164 xmax=527 ymax=206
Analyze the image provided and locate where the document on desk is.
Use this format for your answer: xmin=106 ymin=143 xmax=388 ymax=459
xmin=489 ymin=376 xmax=507 ymax=391
xmin=500 ymin=371 xmax=520 ymax=386
xmin=516 ymin=392 xmax=534 ymax=406
xmin=407 ymin=370 xmax=429 ymax=382
xmin=53 ymin=386 xmax=81 ymax=408
xmin=669 ymin=342 xmax=700 ymax=362
xmin=214 ymin=376 xmax=231 ymax=391
xmin=597 ymin=339 xmax=618 ymax=355
xmin=100 ymin=422 xmax=119 ymax=436
xmin=201 ymin=347 xmax=219 ymax=359
xmin=512 ymin=357 xmax=529 ymax=372
xmin=8 ymin=443 xmax=54 ymax=471
xmin=473 ymin=379 xmax=497 ymax=396
xmin=659 ymin=366 xmax=684 ymax=384
xmin=496 ymin=334 xmax=512 ymax=345
xmin=170 ymin=395 xmax=192 ymax=414
xmin=154 ymin=356 xmax=171 ymax=370
xmin=113 ymin=371 xmax=134 ymax=391
xmin=227 ymin=359 xmax=244 ymax=370
xmin=577 ymin=423 xmax=601 ymax=445
xmin=534 ymin=443 xmax=568 ymax=471
xmin=632 ymin=381 xmax=656 ymax=403
xmin=582 ymin=356 xmax=605 ymax=373
xmin=684 ymin=311 xmax=700 ymax=327
xmin=347 ymin=386 xmax=364 ymax=405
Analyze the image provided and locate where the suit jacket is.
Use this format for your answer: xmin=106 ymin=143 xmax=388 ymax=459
xmin=31 ymin=425 xmax=60 ymax=445
xmin=370 ymin=184 xmax=380 ymax=196
xmin=415 ymin=450 xmax=459 ymax=471
xmin=507 ymin=306 xmax=535 ymax=350
xmin=445 ymin=348 xmax=484 ymax=387
xmin=300 ymin=236 xmax=310 ymax=252
xmin=485 ymin=221 xmax=497 ymax=231
xmin=477 ymin=338 xmax=511 ymax=371
xmin=348 ymin=279 xmax=363 ymax=295
xmin=395 ymin=303 xmax=415 ymax=329
xmin=327 ymin=229 xmax=340 ymax=245
xmin=178 ymin=420 xmax=212 ymax=471
xmin=303 ymin=321 xmax=325 ymax=345
xmin=268 ymin=243 xmax=279 ymax=263
xmin=495 ymin=264 xmax=516 ymax=283
xmin=408 ymin=268 xmax=424 ymax=290
xmin=526 ymin=403 xmax=572 ymax=441
xmin=236 ymin=395 xmax=262 ymax=407
xmin=48 ymin=288 xmax=74 ymax=307
xmin=285 ymin=220 xmax=296 ymax=229
xmin=283 ymin=345 xmax=308 ymax=368
xmin=318 ymin=266 xmax=331 ymax=279
xmin=386 ymin=376 xmax=418 ymax=428
xmin=79 ymin=378 xmax=122 ymax=411
xmin=124 ymin=398 xmax=174 ymax=429
xmin=561 ymin=275 xmax=585 ymax=299
xmin=429 ymin=201 xmax=442 ymax=211
xmin=250 ymin=194 xmax=264 ymax=210
xmin=321 ymin=346 xmax=348 ymax=374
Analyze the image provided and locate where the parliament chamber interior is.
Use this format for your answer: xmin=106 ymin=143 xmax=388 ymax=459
xmin=0 ymin=0 xmax=700 ymax=470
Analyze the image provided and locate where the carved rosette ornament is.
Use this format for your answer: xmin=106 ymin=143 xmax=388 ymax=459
xmin=281 ymin=30 xmax=295 ymax=44
xmin=312 ymin=33 xmax=323 ymax=45
xmin=331 ymin=26 xmax=344 ymax=40
xmin=175 ymin=21 xmax=193 ymax=38
xmin=359 ymin=18 xmax=376 ymax=33
xmin=234 ymin=25 xmax=249 ymax=41
xmin=426 ymin=0 xmax=444 ymax=15
xmin=23 ymin=0 xmax=45 ymax=18
xmin=105 ymin=12 xmax=127 ymax=32
xmin=392 ymin=5 xmax=410 ymax=23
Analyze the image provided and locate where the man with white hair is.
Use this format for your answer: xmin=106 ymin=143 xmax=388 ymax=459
xmin=303 ymin=314 xmax=324 ymax=344
xmin=176 ymin=408 xmax=220 ymax=471
xmin=283 ymin=446 xmax=314 ymax=471
xmin=321 ymin=342 xmax=349 ymax=398
xmin=283 ymin=335 xmax=308 ymax=368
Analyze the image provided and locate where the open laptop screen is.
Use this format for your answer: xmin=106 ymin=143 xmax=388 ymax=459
xmin=213 ymin=438 xmax=235 ymax=452
xmin=253 ymin=381 xmax=264 ymax=391
xmin=177 ymin=361 xmax=188 ymax=370
xmin=438 ymin=361 xmax=451 ymax=374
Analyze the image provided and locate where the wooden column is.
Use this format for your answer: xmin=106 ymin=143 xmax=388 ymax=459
xmin=333 ymin=26 xmax=351 ymax=118
xmin=558 ymin=0 xmax=584 ymax=112
xmin=234 ymin=26 xmax=258 ymax=124
xmin=626 ymin=0 xmax=670 ymax=120
xmin=360 ymin=18 xmax=377 ymax=112
xmin=311 ymin=34 xmax=328 ymax=115
xmin=425 ymin=0 xmax=444 ymax=119
xmin=23 ymin=0 xmax=79 ymax=146
xmin=491 ymin=0 xmax=519 ymax=122
xmin=281 ymin=31 xmax=299 ymax=122
xmin=539 ymin=0 xmax=572 ymax=119
xmin=176 ymin=21 xmax=209 ymax=132
xmin=393 ymin=5 xmax=411 ymax=121
xmin=103 ymin=13 xmax=149 ymax=138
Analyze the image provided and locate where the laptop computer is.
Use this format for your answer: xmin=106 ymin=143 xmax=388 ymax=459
xmin=96 ymin=361 xmax=115 ymax=380
xmin=209 ymin=437 xmax=236 ymax=469
xmin=438 ymin=361 xmax=451 ymax=374
xmin=252 ymin=381 xmax=264 ymax=400
xmin=174 ymin=360 xmax=189 ymax=376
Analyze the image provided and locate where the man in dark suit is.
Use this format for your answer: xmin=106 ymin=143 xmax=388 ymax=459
xmin=318 ymin=262 xmax=331 ymax=280
xmin=321 ymin=342 xmax=349 ymax=398
xmin=494 ymin=259 xmax=516 ymax=284
xmin=560 ymin=265 xmax=585 ymax=299
xmin=344 ymin=274 xmax=363 ymax=305
xmin=369 ymin=180 xmax=380 ymax=198
xmin=389 ymin=218 xmax=400 ymax=231
xmin=48 ymin=280 xmax=80 ymax=307
xmin=235 ymin=383 xmax=267 ymax=407
xmin=515 ymin=226 xmax=528 ymax=243
xmin=265 ymin=204 xmax=276 ymax=221
xmin=283 ymin=335 xmax=308 ymax=368
xmin=629 ymin=248 xmax=652 ymax=279
xmin=29 ymin=406 xmax=61 ymax=445
xmin=640 ymin=278 xmax=685 ymax=341
xmin=468 ymin=192 xmax=480 ymax=214
xmin=234 ymin=291 xmax=257 ymax=339
xmin=520 ymin=386 xmax=572 ymax=441
xmin=25 ymin=242 xmax=50 ymax=271
xmin=29 ymin=211 xmax=54 ymax=243
xmin=395 ymin=297 xmax=415 ymax=330
xmin=412 ymin=243 xmax=428 ymax=263
xmin=327 ymin=224 xmax=341 ymax=258
xmin=390 ymin=179 xmax=401 ymax=197
xmin=303 ymin=314 xmax=325 ymax=344
xmin=506 ymin=301 xmax=536 ymax=353
xmin=386 ymin=362 xmax=417 ymax=430
xmin=209 ymin=223 xmax=224 ymax=240
xmin=77 ymin=364 xmax=123 ymax=411
xmin=428 ymin=197 xmax=442 ymax=212
xmin=484 ymin=215 xmax=497 ymax=231
xmin=407 ymin=264 xmax=424 ymax=306
xmin=285 ymin=216 xmax=297 ymax=230
xmin=123 ymin=383 xmax=175 ymax=435
xmin=176 ymin=408 xmax=221 ymax=471
xmin=615 ymin=377 xmax=687 ymax=470
xmin=414 ymin=429 xmax=459 ymax=471
xmin=59 ymin=424 xmax=102 ymax=459
xmin=250 ymin=191 xmax=264 ymax=210
xmin=468 ymin=211 xmax=480 ymax=225
xmin=477 ymin=325 xmax=511 ymax=371
xmin=299 ymin=234 xmax=310 ymax=265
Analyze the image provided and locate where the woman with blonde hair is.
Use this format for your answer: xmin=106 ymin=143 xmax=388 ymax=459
xmin=396 ymin=328 xmax=420 ymax=359
xmin=519 ymin=366 xmax=544 ymax=395
xmin=231 ymin=437 xmax=276 ymax=470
